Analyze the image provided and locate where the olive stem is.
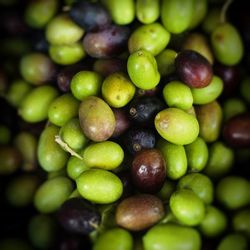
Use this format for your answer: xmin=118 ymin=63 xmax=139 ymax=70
xmin=55 ymin=135 xmax=83 ymax=160
xmin=220 ymin=0 xmax=234 ymax=23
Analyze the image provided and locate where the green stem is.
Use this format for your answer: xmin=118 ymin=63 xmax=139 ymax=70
xmin=220 ymin=0 xmax=234 ymax=23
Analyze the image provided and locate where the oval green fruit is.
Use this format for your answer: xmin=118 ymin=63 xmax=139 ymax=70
xmin=127 ymin=49 xmax=160 ymax=90
xmin=136 ymin=0 xmax=160 ymax=24
xmin=170 ymin=189 xmax=205 ymax=226
xmin=34 ymin=176 xmax=73 ymax=213
xmin=211 ymin=22 xmax=244 ymax=66
xmin=83 ymin=141 xmax=124 ymax=170
xmin=128 ymin=22 xmax=170 ymax=56
xmin=155 ymin=108 xmax=199 ymax=145
xmin=143 ymin=223 xmax=201 ymax=250
xmin=19 ymin=85 xmax=58 ymax=123
xmin=161 ymin=0 xmax=194 ymax=34
xmin=93 ymin=228 xmax=133 ymax=250
xmin=38 ymin=125 xmax=68 ymax=172
xmin=76 ymin=169 xmax=123 ymax=204
xmin=157 ymin=139 xmax=187 ymax=180
xmin=102 ymin=72 xmax=136 ymax=108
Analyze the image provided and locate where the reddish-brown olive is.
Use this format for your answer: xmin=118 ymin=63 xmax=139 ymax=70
xmin=175 ymin=50 xmax=213 ymax=88
xmin=131 ymin=149 xmax=166 ymax=193
xmin=115 ymin=194 xmax=164 ymax=231
xmin=223 ymin=113 xmax=250 ymax=147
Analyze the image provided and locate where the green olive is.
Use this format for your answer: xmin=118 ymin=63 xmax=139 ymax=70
xmin=128 ymin=22 xmax=171 ymax=56
xmin=101 ymin=0 xmax=135 ymax=25
xmin=161 ymin=0 xmax=194 ymax=34
xmin=93 ymin=228 xmax=133 ymax=250
xmin=76 ymin=169 xmax=123 ymax=204
xmin=25 ymin=0 xmax=58 ymax=28
xmin=199 ymin=205 xmax=227 ymax=238
xmin=143 ymin=223 xmax=201 ymax=250
xmin=70 ymin=70 xmax=103 ymax=101
xmin=5 ymin=175 xmax=39 ymax=207
xmin=191 ymin=75 xmax=223 ymax=105
xmin=211 ymin=22 xmax=244 ymax=66
xmin=136 ymin=0 xmax=160 ymax=24
xmin=127 ymin=49 xmax=160 ymax=90
xmin=48 ymin=93 xmax=79 ymax=127
xmin=185 ymin=136 xmax=209 ymax=172
xmin=163 ymin=81 xmax=193 ymax=110
xmin=59 ymin=118 xmax=88 ymax=151
xmin=38 ymin=125 xmax=69 ymax=172
xmin=156 ymin=49 xmax=177 ymax=76
xmin=204 ymin=141 xmax=234 ymax=178
xmin=66 ymin=153 xmax=89 ymax=180
xmin=46 ymin=14 xmax=84 ymax=45
xmin=157 ymin=139 xmax=187 ymax=180
xmin=155 ymin=108 xmax=199 ymax=145
xmin=177 ymin=173 xmax=214 ymax=204
xmin=82 ymin=141 xmax=124 ymax=170
xmin=101 ymin=72 xmax=136 ymax=108
xmin=232 ymin=208 xmax=250 ymax=238
xmin=34 ymin=176 xmax=73 ymax=213
xmin=6 ymin=79 xmax=32 ymax=107
xmin=170 ymin=189 xmax=205 ymax=226
xmin=216 ymin=176 xmax=250 ymax=210
xmin=19 ymin=85 xmax=59 ymax=123
xmin=217 ymin=233 xmax=248 ymax=250
xmin=49 ymin=42 xmax=85 ymax=65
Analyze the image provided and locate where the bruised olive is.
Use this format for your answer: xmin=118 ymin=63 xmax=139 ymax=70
xmin=78 ymin=96 xmax=115 ymax=142
xmin=175 ymin=50 xmax=213 ymax=88
xmin=57 ymin=197 xmax=101 ymax=235
xmin=115 ymin=194 xmax=164 ymax=231
xmin=131 ymin=149 xmax=166 ymax=193
xmin=223 ymin=113 xmax=250 ymax=147
xmin=122 ymin=127 xmax=156 ymax=155
xmin=83 ymin=25 xmax=130 ymax=58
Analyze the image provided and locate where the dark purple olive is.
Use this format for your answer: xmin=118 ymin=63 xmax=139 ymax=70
xmin=83 ymin=25 xmax=130 ymax=58
xmin=69 ymin=1 xmax=111 ymax=32
xmin=57 ymin=198 xmax=101 ymax=235
xmin=175 ymin=50 xmax=213 ymax=88
xmin=57 ymin=63 xmax=89 ymax=92
xmin=122 ymin=127 xmax=156 ymax=155
xmin=223 ymin=113 xmax=250 ymax=147
xmin=131 ymin=149 xmax=166 ymax=193
xmin=214 ymin=63 xmax=241 ymax=98
xmin=128 ymin=96 xmax=165 ymax=126
xmin=115 ymin=194 xmax=165 ymax=231
xmin=93 ymin=58 xmax=127 ymax=77
xmin=111 ymin=108 xmax=131 ymax=138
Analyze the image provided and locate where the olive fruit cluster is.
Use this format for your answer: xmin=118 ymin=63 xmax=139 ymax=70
xmin=0 ymin=0 xmax=250 ymax=250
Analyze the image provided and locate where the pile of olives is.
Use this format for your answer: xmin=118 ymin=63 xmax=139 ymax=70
xmin=0 ymin=0 xmax=250 ymax=249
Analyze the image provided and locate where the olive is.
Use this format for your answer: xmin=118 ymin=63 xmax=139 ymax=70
xmin=131 ymin=148 xmax=166 ymax=193
xmin=115 ymin=194 xmax=164 ymax=231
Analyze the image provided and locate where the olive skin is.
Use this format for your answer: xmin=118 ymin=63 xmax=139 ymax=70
xmin=223 ymin=113 xmax=250 ymax=147
xmin=131 ymin=149 xmax=166 ymax=193
xmin=78 ymin=96 xmax=116 ymax=142
xmin=115 ymin=194 xmax=164 ymax=231
xmin=175 ymin=50 xmax=213 ymax=88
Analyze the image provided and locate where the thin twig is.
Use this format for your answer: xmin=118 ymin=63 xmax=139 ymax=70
xmin=220 ymin=0 xmax=234 ymax=23
xmin=55 ymin=135 xmax=83 ymax=160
